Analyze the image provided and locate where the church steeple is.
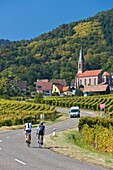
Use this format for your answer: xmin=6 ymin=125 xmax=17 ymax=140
xmin=78 ymin=47 xmax=84 ymax=74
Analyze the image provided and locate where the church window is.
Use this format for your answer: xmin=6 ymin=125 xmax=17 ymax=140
xmin=80 ymin=79 xmax=82 ymax=84
xmin=89 ymin=79 xmax=91 ymax=85
xmin=94 ymin=78 xmax=96 ymax=85
xmin=84 ymin=79 xmax=86 ymax=85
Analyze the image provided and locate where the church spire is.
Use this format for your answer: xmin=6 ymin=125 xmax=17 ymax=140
xmin=78 ymin=46 xmax=84 ymax=74
xmin=79 ymin=46 xmax=84 ymax=62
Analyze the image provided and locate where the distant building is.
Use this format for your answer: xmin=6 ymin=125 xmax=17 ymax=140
xmin=52 ymin=84 xmax=71 ymax=96
xmin=18 ymin=81 xmax=27 ymax=92
xmin=75 ymin=47 xmax=112 ymax=94
xmin=35 ymin=80 xmax=52 ymax=96
xmin=83 ymin=84 xmax=110 ymax=95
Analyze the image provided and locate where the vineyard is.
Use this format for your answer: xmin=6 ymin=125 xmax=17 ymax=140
xmin=44 ymin=95 xmax=113 ymax=117
xmin=1 ymin=95 xmax=113 ymax=153
xmin=0 ymin=99 xmax=56 ymax=127
xmin=1 ymin=94 xmax=113 ymax=127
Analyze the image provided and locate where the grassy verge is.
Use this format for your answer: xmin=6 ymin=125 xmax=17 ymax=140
xmin=45 ymin=129 xmax=113 ymax=169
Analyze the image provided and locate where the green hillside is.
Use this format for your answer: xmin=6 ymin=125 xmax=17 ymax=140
xmin=0 ymin=39 xmax=11 ymax=45
xmin=0 ymin=8 xmax=113 ymax=87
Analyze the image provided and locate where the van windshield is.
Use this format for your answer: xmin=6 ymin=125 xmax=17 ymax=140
xmin=71 ymin=109 xmax=79 ymax=112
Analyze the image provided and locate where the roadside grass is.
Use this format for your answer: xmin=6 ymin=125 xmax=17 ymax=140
xmin=45 ymin=129 xmax=113 ymax=170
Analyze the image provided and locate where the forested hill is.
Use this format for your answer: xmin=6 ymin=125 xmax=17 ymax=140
xmin=0 ymin=8 xmax=113 ymax=86
xmin=0 ymin=39 xmax=11 ymax=45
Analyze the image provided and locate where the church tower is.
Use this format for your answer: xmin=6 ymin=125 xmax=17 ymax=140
xmin=78 ymin=47 xmax=84 ymax=74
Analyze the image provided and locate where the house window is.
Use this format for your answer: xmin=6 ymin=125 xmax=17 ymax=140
xmin=84 ymin=79 xmax=86 ymax=85
xmin=38 ymin=86 xmax=41 ymax=88
xmin=44 ymin=91 xmax=50 ymax=95
xmin=89 ymin=79 xmax=91 ymax=85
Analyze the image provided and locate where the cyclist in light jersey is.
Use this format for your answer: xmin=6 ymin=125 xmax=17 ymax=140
xmin=24 ymin=120 xmax=32 ymax=143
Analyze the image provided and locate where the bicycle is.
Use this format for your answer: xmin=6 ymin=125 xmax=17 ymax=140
xmin=37 ymin=134 xmax=44 ymax=148
xmin=25 ymin=132 xmax=31 ymax=147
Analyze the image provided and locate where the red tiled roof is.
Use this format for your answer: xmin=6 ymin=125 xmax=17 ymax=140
xmin=56 ymin=85 xmax=63 ymax=92
xmin=62 ymin=86 xmax=69 ymax=91
xmin=83 ymin=84 xmax=109 ymax=92
xmin=36 ymin=81 xmax=52 ymax=91
xmin=52 ymin=79 xmax=67 ymax=86
xmin=77 ymin=69 xmax=102 ymax=78
xmin=56 ymin=84 xmax=69 ymax=92
xmin=103 ymin=72 xmax=110 ymax=76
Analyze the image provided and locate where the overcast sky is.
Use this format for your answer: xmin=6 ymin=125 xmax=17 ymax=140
xmin=0 ymin=0 xmax=113 ymax=41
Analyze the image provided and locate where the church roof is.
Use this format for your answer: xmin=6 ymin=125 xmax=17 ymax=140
xmin=77 ymin=69 xmax=103 ymax=78
xmin=83 ymin=84 xmax=109 ymax=92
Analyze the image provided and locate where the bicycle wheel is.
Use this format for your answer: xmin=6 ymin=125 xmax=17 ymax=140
xmin=26 ymin=141 xmax=30 ymax=147
xmin=38 ymin=136 xmax=43 ymax=148
xmin=26 ymin=134 xmax=31 ymax=147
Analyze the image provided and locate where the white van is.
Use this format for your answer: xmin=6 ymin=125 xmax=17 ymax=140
xmin=69 ymin=106 xmax=80 ymax=118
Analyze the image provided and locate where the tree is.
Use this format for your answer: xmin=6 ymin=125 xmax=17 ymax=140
xmin=75 ymin=89 xmax=83 ymax=96
xmin=34 ymin=93 xmax=43 ymax=103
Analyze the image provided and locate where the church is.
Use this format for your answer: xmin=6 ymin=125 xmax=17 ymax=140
xmin=75 ymin=47 xmax=112 ymax=94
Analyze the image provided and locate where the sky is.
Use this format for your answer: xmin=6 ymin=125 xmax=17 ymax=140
xmin=0 ymin=0 xmax=113 ymax=41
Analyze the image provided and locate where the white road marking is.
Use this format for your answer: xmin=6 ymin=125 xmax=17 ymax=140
xmin=0 ymin=148 xmax=1 ymax=150
xmin=0 ymin=140 xmax=2 ymax=142
xmin=6 ymin=136 xmax=10 ymax=138
xmin=15 ymin=159 xmax=26 ymax=165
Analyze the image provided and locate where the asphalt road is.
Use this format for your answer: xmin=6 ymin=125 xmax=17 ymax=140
xmin=0 ymin=108 xmax=108 ymax=170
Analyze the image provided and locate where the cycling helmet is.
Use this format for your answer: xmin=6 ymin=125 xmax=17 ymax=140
xmin=40 ymin=122 xmax=43 ymax=125
xmin=27 ymin=120 xmax=31 ymax=123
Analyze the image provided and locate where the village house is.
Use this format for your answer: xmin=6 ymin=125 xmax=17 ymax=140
xmin=35 ymin=79 xmax=52 ymax=96
xmin=18 ymin=81 xmax=27 ymax=93
xmin=9 ymin=80 xmax=27 ymax=93
xmin=51 ymin=79 xmax=71 ymax=96
xmin=35 ymin=79 xmax=70 ymax=96
xmin=52 ymin=84 xmax=71 ymax=96
xmin=75 ymin=47 xmax=112 ymax=95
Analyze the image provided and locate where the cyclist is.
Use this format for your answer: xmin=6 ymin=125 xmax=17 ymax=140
xmin=36 ymin=122 xmax=45 ymax=145
xmin=24 ymin=120 xmax=32 ymax=144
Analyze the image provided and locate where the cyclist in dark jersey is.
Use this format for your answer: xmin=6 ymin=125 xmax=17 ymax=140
xmin=36 ymin=122 xmax=45 ymax=145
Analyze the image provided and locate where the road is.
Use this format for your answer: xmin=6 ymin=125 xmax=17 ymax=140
xmin=0 ymin=108 xmax=108 ymax=170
